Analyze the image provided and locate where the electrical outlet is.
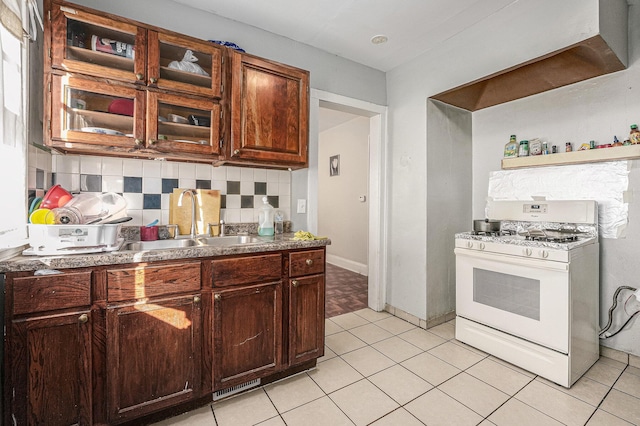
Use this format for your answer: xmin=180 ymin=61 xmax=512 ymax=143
xmin=297 ymin=199 xmax=306 ymax=214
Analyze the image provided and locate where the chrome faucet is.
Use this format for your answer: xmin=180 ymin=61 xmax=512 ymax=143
xmin=177 ymin=189 xmax=197 ymax=238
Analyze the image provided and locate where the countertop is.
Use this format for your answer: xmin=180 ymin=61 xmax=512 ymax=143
xmin=0 ymin=234 xmax=330 ymax=273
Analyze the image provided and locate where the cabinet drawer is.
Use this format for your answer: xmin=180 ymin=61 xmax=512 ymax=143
xmin=212 ymin=254 xmax=282 ymax=287
xmin=289 ymin=250 xmax=325 ymax=277
xmin=12 ymin=271 xmax=92 ymax=315
xmin=107 ymin=261 xmax=201 ymax=302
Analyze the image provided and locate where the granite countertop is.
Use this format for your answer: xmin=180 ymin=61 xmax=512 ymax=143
xmin=0 ymin=234 xmax=331 ymax=273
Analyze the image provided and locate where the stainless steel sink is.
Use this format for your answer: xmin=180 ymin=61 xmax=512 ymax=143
xmin=198 ymin=235 xmax=263 ymax=246
xmin=122 ymin=238 xmax=201 ymax=251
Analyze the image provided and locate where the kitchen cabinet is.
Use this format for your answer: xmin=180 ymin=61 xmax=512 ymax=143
xmin=228 ymin=50 xmax=309 ymax=169
xmin=210 ymin=254 xmax=283 ymax=390
xmin=49 ymin=0 xmax=223 ymax=98
xmin=45 ymin=0 xmax=224 ymax=162
xmin=4 ymin=270 xmax=93 ymax=426
xmin=287 ymin=249 xmax=325 ymax=365
xmin=104 ymin=261 xmax=202 ymax=423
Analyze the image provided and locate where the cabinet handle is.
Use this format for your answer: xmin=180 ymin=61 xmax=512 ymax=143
xmin=150 ymin=77 xmax=158 ymax=84
xmin=233 ymin=149 xmax=240 ymax=155
xmin=135 ymin=73 xmax=144 ymax=81
xmin=305 ymin=259 xmax=313 ymax=266
xmin=194 ymin=296 xmax=201 ymax=303
xmin=78 ymin=314 xmax=89 ymax=324
xmin=292 ymin=280 xmax=298 ymax=287
xmin=148 ymin=139 xmax=157 ymax=145
xmin=214 ymin=293 xmax=221 ymax=301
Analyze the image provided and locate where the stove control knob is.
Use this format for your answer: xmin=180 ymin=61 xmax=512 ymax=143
xmin=539 ymin=250 xmax=549 ymax=258
xmin=524 ymin=248 xmax=533 ymax=256
xmin=466 ymin=241 xmax=473 ymax=248
xmin=479 ymin=243 xmax=485 ymax=250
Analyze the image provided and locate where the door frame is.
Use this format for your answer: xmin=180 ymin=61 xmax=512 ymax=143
xmin=309 ymin=89 xmax=388 ymax=311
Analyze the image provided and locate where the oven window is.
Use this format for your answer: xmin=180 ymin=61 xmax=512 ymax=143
xmin=473 ymin=268 xmax=540 ymax=321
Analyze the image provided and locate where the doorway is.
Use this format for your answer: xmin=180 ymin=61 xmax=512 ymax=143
xmin=308 ymin=90 xmax=388 ymax=313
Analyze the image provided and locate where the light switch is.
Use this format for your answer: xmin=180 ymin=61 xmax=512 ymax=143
xmin=297 ymin=199 xmax=307 ymax=214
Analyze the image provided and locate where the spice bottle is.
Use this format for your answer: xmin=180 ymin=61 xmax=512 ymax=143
xmin=504 ymin=134 xmax=518 ymax=157
xmin=518 ymin=140 xmax=529 ymax=157
xmin=565 ymin=142 xmax=572 ymax=152
xmin=612 ymin=136 xmax=623 ymax=147
xmin=630 ymin=125 xmax=640 ymax=144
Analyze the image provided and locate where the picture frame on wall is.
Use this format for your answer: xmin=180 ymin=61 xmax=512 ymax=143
xmin=330 ymin=155 xmax=340 ymax=176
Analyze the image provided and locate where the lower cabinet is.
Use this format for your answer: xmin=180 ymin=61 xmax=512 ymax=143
xmin=3 ymin=248 xmax=326 ymax=425
xmin=105 ymin=294 xmax=202 ymax=423
xmin=212 ymin=282 xmax=283 ymax=390
xmin=288 ymin=274 xmax=325 ymax=365
xmin=9 ymin=310 xmax=93 ymax=426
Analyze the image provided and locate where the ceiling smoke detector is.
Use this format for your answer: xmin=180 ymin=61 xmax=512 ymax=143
xmin=370 ymin=35 xmax=388 ymax=45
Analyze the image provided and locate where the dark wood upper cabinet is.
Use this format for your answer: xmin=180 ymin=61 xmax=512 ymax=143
xmin=228 ymin=51 xmax=309 ymax=168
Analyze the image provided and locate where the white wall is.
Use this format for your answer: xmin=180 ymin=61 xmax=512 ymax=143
xmin=318 ymin=116 xmax=369 ymax=274
xmin=386 ymin=0 xmax=606 ymax=320
xmin=471 ymin=4 xmax=640 ymax=356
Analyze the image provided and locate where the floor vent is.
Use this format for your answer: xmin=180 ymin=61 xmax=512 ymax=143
xmin=213 ymin=379 xmax=261 ymax=401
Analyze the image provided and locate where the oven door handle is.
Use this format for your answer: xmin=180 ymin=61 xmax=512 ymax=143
xmin=454 ymin=248 xmax=569 ymax=272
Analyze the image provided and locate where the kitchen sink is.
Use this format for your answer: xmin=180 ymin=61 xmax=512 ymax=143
xmin=198 ymin=235 xmax=263 ymax=246
xmin=122 ymin=238 xmax=201 ymax=251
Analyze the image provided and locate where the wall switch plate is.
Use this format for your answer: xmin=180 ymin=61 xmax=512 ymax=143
xmin=297 ymin=199 xmax=306 ymax=214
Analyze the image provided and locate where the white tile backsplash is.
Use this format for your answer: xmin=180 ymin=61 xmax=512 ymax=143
xmin=48 ymin=154 xmax=292 ymax=226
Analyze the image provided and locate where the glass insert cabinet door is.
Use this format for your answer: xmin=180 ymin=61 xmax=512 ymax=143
xmin=147 ymin=31 xmax=223 ymax=99
xmin=146 ymin=91 xmax=221 ymax=156
xmin=50 ymin=4 xmax=146 ymax=84
xmin=50 ymin=74 xmax=144 ymax=148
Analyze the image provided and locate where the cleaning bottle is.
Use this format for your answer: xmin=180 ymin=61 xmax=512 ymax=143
xmin=258 ymin=197 xmax=275 ymax=236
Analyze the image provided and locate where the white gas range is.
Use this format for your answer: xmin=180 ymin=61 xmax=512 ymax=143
xmin=455 ymin=199 xmax=600 ymax=388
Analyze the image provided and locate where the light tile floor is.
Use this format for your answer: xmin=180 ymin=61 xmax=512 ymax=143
xmin=152 ymin=309 xmax=640 ymax=426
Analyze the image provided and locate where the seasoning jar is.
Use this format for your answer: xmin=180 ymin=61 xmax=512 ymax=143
xmin=565 ymin=142 xmax=572 ymax=152
xmin=630 ymin=125 xmax=640 ymax=144
xmin=518 ymin=140 xmax=529 ymax=157
xmin=552 ymin=145 xmax=558 ymax=154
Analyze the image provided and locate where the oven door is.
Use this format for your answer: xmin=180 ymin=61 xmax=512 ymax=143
xmin=455 ymin=247 xmax=569 ymax=353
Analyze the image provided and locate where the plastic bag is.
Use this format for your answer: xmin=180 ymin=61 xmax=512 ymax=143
xmin=168 ymin=50 xmax=210 ymax=76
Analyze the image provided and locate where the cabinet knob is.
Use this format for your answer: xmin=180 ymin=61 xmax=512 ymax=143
xmin=148 ymin=139 xmax=157 ymax=146
xmin=305 ymin=259 xmax=313 ymax=266
xmin=150 ymin=77 xmax=158 ymax=84
xmin=78 ymin=314 xmax=89 ymax=324
xmin=135 ymin=73 xmax=144 ymax=81
xmin=233 ymin=149 xmax=240 ymax=155
xmin=134 ymin=138 xmax=143 ymax=146
xmin=214 ymin=293 xmax=221 ymax=301
xmin=194 ymin=296 xmax=201 ymax=303
xmin=292 ymin=280 xmax=298 ymax=287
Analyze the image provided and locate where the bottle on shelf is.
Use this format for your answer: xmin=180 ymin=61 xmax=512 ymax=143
xmin=504 ymin=134 xmax=518 ymax=157
xmin=565 ymin=142 xmax=572 ymax=152
xmin=630 ymin=125 xmax=640 ymax=144
xmin=612 ymin=136 xmax=622 ymax=147
xmin=518 ymin=140 xmax=529 ymax=157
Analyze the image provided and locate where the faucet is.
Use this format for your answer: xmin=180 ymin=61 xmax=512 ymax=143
xmin=177 ymin=189 xmax=197 ymax=238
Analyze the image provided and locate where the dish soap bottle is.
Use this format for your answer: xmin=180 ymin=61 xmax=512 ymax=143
xmin=504 ymin=134 xmax=518 ymax=157
xmin=258 ymin=197 xmax=275 ymax=236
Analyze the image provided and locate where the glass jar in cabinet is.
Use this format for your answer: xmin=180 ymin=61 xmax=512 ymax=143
xmin=147 ymin=31 xmax=223 ymax=99
xmin=146 ymin=91 xmax=221 ymax=157
xmin=50 ymin=74 xmax=145 ymax=149
xmin=49 ymin=2 xmax=147 ymax=85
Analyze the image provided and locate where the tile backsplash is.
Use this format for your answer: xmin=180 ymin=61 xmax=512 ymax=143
xmin=32 ymin=152 xmax=291 ymax=227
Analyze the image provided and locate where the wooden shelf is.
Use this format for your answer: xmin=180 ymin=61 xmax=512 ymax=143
xmin=501 ymin=144 xmax=640 ymax=169
xmin=160 ymin=66 xmax=211 ymax=87
xmin=67 ymin=46 xmax=134 ymax=71
xmin=158 ymin=121 xmax=209 ymax=138
xmin=72 ymin=108 xmax=133 ymax=130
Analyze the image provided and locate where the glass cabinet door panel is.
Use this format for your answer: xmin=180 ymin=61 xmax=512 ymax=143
xmin=51 ymin=75 xmax=143 ymax=148
xmin=148 ymin=31 xmax=222 ymax=98
xmin=146 ymin=92 xmax=220 ymax=156
xmin=51 ymin=4 xmax=146 ymax=84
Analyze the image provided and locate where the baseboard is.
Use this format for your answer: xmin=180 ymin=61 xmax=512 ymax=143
xmin=326 ymin=255 xmax=368 ymax=276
